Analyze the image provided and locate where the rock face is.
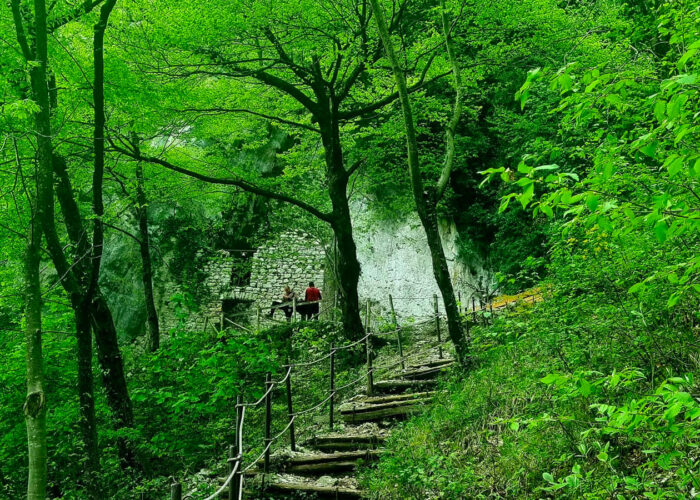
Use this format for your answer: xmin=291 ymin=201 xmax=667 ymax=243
xmin=352 ymin=204 xmax=494 ymax=319
xmin=158 ymin=231 xmax=327 ymax=332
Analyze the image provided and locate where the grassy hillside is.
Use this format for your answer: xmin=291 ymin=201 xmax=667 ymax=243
xmin=364 ymin=227 xmax=699 ymax=499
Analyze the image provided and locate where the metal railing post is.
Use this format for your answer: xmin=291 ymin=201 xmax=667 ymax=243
xmin=285 ymin=363 xmax=296 ymax=451
xmin=389 ymin=295 xmax=404 ymax=370
xmin=471 ymin=297 xmax=477 ymax=324
xmin=329 ymin=344 xmax=335 ymax=430
xmin=364 ymin=299 xmax=373 ymax=396
xmin=434 ymin=294 xmax=443 ymax=359
xmin=264 ymin=372 xmax=272 ymax=474
xmin=256 ymin=307 xmax=261 ymax=331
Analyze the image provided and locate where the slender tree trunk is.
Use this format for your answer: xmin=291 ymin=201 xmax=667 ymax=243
xmin=74 ymin=300 xmax=99 ymax=498
xmin=135 ymin=159 xmax=160 ymax=351
xmin=53 ymin=154 xmax=138 ymax=467
xmin=369 ymin=0 xmax=469 ymax=364
xmin=23 ymin=211 xmax=47 ymax=500
xmin=318 ymin=107 xmax=365 ymax=339
xmin=11 ymin=1 xmax=49 ymax=494
xmin=90 ymin=295 xmax=137 ymax=467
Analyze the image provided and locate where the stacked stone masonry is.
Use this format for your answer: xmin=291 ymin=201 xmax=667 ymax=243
xmin=160 ymin=231 xmax=327 ymax=332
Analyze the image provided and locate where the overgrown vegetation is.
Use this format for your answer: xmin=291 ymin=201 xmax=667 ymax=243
xmin=1 ymin=0 xmax=697 ymax=497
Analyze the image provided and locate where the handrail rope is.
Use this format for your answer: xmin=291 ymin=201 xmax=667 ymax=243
xmin=334 ymin=368 xmax=375 ymax=392
xmin=188 ymin=405 xmax=245 ymax=500
xmin=238 ymin=413 xmax=298 ymax=476
xmin=291 ymin=391 xmax=336 ymax=417
xmin=275 ymin=366 xmax=293 ymax=386
xmin=239 ymin=381 xmax=277 ymax=408
xmin=201 ymin=459 xmax=239 ymax=500
xmin=333 ymin=332 xmax=372 ymax=351
xmin=283 ymin=348 xmax=336 ymax=368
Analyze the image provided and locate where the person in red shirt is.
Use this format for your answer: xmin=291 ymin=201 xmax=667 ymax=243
xmin=303 ymin=282 xmax=322 ymax=320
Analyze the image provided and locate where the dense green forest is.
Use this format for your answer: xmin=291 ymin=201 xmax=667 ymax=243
xmin=1 ymin=0 xmax=698 ymax=498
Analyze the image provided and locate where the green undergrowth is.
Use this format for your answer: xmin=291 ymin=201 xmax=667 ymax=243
xmin=363 ymin=251 xmax=699 ymax=499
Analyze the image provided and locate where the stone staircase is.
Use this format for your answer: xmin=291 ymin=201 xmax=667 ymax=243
xmin=221 ymin=354 xmax=455 ymax=499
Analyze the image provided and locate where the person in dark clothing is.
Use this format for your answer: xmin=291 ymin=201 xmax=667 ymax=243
xmin=302 ymin=281 xmax=322 ymax=320
xmin=269 ymin=286 xmax=296 ymax=321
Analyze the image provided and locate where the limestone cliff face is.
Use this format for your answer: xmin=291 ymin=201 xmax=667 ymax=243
xmin=352 ymin=201 xmax=494 ymax=319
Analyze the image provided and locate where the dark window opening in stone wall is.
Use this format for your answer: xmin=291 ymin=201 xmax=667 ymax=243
xmin=222 ymin=298 xmax=252 ymax=326
xmin=230 ymin=251 xmax=254 ymax=287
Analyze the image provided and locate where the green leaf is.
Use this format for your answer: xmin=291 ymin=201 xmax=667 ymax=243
xmin=586 ymin=195 xmax=599 ymax=212
xmin=639 ymin=141 xmax=658 ymax=158
xmin=543 ymin=472 xmax=555 ymax=483
xmin=654 ymin=220 xmax=668 ymax=243
xmin=654 ymin=99 xmax=667 ymax=121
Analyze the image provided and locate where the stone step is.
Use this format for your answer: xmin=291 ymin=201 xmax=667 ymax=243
xmin=373 ymin=378 xmax=437 ymax=394
xmin=303 ymin=433 xmax=386 ymax=452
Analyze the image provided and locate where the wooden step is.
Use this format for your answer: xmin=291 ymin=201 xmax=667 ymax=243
xmin=303 ymin=433 xmax=385 ymax=452
xmin=373 ymin=378 xmax=437 ymax=394
xmin=262 ymin=480 xmax=365 ymax=499
xmin=339 ymin=395 xmax=433 ymax=424
xmin=400 ymin=363 xmax=452 ymax=380
xmin=358 ymin=391 xmax=434 ymax=405
xmin=407 ymin=358 xmax=454 ymax=370
xmin=255 ymin=450 xmax=381 ymax=474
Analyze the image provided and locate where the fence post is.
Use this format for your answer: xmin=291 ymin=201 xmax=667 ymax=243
xmin=227 ymin=445 xmax=236 ymax=500
xmin=292 ymin=297 xmax=297 ymax=322
xmin=329 ymin=343 xmax=335 ymax=430
xmin=233 ymin=395 xmax=242 ymax=497
xmin=433 ymin=294 xmax=443 ymax=359
xmin=364 ymin=299 xmax=373 ymax=396
xmin=285 ymin=362 xmax=296 ymax=452
xmin=264 ymin=372 xmax=272 ymax=474
xmin=256 ymin=307 xmax=261 ymax=332
xmin=389 ymin=295 xmax=404 ymax=370
xmin=332 ymin=291 xmax=338 ymax=322
xmin=170 ymin=481 xmax=181 ymax=500
xmin=471 ymin=297 xmax=477 ymax=324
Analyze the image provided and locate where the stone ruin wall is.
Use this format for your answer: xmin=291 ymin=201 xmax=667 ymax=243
xmin=159 ymin=231 xmax=327 ymax=332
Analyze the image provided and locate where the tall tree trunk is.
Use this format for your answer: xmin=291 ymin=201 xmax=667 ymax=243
xmin=90 ymin=2 xmax=138 ymax=467
xmin=135 ymin=156 xmax=159 ymax=351
xmin=23 ymin=205 xmax=47 ymax=500
xmin=53 ymin=155 xmax=138 ymax=467
xmin=318 ymin=106 xmax=365 ymax=339
xmin=74 ymin=300 xmax=99 ymax=497
xmin=90 ymin=294 xmax=137 ymax=467
xmin=369 ymin=0 xmax=469 ymax=364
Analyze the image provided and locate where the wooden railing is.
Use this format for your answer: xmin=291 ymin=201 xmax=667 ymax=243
xmin=165 ymin=291 xmax=539 ymax=499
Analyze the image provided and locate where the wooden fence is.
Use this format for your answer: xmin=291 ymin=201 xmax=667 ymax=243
xmin=164 ymin=291 xmax=538 ymax=500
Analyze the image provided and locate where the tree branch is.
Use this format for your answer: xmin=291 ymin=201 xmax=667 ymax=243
xmin=338 ymin=68 xmax=449 ymax=120
xmin=178 ymin=107 xmax=320 ymax=133
xmin=10 ymin=0 xmax=32 ymax=60
xmin=435 ymin=0 xmax=464 ymax=201
xmin=110 ymin=143 xmax=334 ymax=223
xmin=47 ymin=0 xmax=104 ymax=33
